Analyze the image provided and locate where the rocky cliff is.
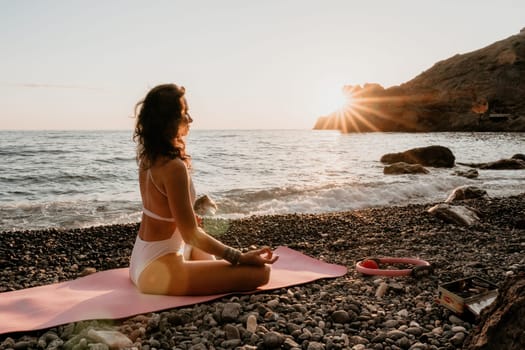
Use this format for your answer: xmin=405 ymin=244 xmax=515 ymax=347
xmin=314 ymin=29 xmax=525 ymax=132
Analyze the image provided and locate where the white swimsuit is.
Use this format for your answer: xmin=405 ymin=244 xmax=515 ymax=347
xmin=128 ymin=169 xmax=194 ymax=286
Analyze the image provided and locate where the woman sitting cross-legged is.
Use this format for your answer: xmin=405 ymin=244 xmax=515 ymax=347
xmin=130 ymin=83 xmax=278 ymax=296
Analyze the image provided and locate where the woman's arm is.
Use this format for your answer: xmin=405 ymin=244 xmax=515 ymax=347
xmin=163 ymin=159 xmax=278 ymax=266
xmin=163 ymin=159 xmax=228 ymax=258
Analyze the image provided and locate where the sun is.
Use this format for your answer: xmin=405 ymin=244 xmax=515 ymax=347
xmin=318 ymin=88 xmax=355 ymax=115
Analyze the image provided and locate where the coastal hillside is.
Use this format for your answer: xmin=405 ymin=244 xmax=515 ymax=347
xmin=314 ymin=28 xmax=525 ymax=132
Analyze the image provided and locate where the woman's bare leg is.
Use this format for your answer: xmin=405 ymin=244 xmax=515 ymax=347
xmin=180 ymin=260 xmax=271 ymax=295
xmin=189 ymin=246 xmax=216 ymax=261
xmin=138 ymin=253 xmax=271 ymax=296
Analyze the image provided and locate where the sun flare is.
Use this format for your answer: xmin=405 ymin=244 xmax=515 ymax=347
xmin=317 ymin=89 xmax=353 ymax=115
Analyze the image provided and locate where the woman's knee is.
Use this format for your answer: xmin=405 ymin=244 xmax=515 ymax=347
xmin=255 ymin=265 xmax=272 ymax=286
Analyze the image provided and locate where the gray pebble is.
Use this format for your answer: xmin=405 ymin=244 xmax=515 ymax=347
xmin=263 ymin=331 xmax=284 ymax=348
xmin=307 ymin=341 xmax=325 ymax=350
xmin=189 ymin=344 xmax=207 ymax=350
xmin=223 ymin=324 xmax=240 ymax=340
xmin=386 ymin=330 xmax=408 ymax=340
xmin=405 ymin=327 xmax=423 ymax=336
xmin=408 ymin=342 xmax=428 ymax=350
xmin=220 ymin=339 xmax=242 ymax=348
xmin=450 ymin=332 xmax=466 ymax=346
xmin=383 ymin=320 xmax=399 ymax=328
xmin=448 ymin=315 xmax=463 ymax=325
xmin=396 ymin=336 xmax=411 ymax=349
xmin=284 ymin=337 xmax=300 ymax=348
xmin=13 ymin=341 xmax=31 ymax=350
xmin=222 ymin=303 xmax=242 ymax=322
xmin=331 ymin=310 xmax=351 ymax=323
xmin=451 ymin=326 xmax=466 ymax=333
xmin=350 ymin=335 xmax=369 ymax=345
xmin=371 ymin=332 xmax=387 ymax=343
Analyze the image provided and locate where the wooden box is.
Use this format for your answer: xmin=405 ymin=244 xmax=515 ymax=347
xmin=437 ymin=276 xmax=498 ymax=316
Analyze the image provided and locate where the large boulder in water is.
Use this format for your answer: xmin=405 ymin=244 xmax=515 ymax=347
xmin=380 ymin=145 xmax=455 ymax=168
xmin=463 ymin=274 xmax=525 ymax=350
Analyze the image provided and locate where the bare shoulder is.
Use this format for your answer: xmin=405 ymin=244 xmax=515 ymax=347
xmin=162 ymin=158 xmax=189 ymax=179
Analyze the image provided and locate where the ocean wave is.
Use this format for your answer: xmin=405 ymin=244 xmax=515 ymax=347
xmin=0 ymin=200 xmax=142 ymax=232
xmin=95 ymin=156 xmax=136 ymax=164
xmin=213 ymin=176 xmax=475 ymax=217
xmin=0 ymin=174 xmax=112 ymax=187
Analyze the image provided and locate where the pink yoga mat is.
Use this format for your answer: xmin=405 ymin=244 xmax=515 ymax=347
xmin=0 ymin=246 xmax=347 ymax=334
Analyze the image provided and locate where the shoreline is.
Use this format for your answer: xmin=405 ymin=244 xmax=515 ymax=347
xmin=1 ymin=193 xmax=524 ymax=349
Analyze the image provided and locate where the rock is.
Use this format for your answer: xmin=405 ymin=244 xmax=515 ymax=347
xmin=397 ymin=309 xmax=409 ymax=318
xmin=46 ymin=338 xmax=64 ymax=350
xmin=406 ymin=327 xmax=423 ymax=336
xmin=409 ymin=342 xmax=428 ymax=350
xmin=427 ymin=203 xmax=480 ymax=226
xmin=448 ymin=315 xmax=464 ymax=325
xmin=515 ymin=217 xmax=525 ymax=229
xmin=386 ymin=330 xmax=408 ymax=340
xmin=246 ymin=314 xmax=257 ymax=333
xmin=372 ymin=332 xmax=388 ymax=342
xmin=450 ymin=331 xmax=466 ymax=346
xmin=480 ymin=158 xmax=525 ymax=169
xmin=307 ymin=341 xmax=325 ymax=350
xmin=452 ymin=326 xmax=467 ymax=333
xmin=350 ymin=335 xmax=369 ymax=345
xmin=453 ymin=169 xmax=479 ymax=178
xmin=383 ymin=319 xmax=399 ymax=328
xmin=283 ymin=338 xmax=300 ymax=348
xmin=511 ymin=153 xmax=525 ymax=161
xmin=221 ymin=302 xmax=241 ymax=322
xmin=267 ymin=298 xmax=279 ymax=308
xmin=381 ymin=146 xmax=455 ymax=168
xmin=375 ymin=282 xmax=388 ymax=298
xmin=190 ymin=344 xmax=208 ymax=350
xmin=313 ymin=32 xmax=525 ymax=132
xmin=463 ymin=274 xmax=525 ymax=350
xmin=13 ymin=340 xmax=31 ymax=350
xmin=86 ymin=330 xmax=132 ymax=350
xmin=87 ymin=344 xmax=108 ymax=350
xmin=458 ymin=158 xmax=525 ymax=169
xmin=223 ymin=324 xmax=240 ymax=340
xmin=445 ymin=186 xmax=488 ymax=203
xmin=79 ymin=267 xmax=97 ymax=277
xmin=384 ymin=162 xmax=430 ymax=174
xmin=331 ymin=310 xmax=351 ymax=323
xmin=396 ymin=336 xmax=411 ymax=349
xmin=221 ymin=339 xmax=242 ymax=348
xmin=262 ymin=331 xmax=284 ymax=348
xmin=351 ymin=345 xmax=365 ymax=350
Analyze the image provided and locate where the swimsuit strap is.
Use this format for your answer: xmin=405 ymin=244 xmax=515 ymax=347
xmin=148 ymin=169 xmax=168 ymax=197
xmin=142 ymin=207 xmax=176 ymax=222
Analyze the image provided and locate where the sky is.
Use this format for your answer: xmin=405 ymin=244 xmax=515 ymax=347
xmin=1 ymin=1 xmax=524 ymax=130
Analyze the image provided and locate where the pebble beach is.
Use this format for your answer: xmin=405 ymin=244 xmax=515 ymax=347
xmin=1 ymin=193 xmax=524 ymax=350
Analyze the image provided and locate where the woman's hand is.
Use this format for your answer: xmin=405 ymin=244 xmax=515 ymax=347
xmin=239 ymin=246 xmax=279 ymax=266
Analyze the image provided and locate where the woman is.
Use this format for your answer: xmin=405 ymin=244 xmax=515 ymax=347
xmin=130 ymin=83 xmax=278 ymax=296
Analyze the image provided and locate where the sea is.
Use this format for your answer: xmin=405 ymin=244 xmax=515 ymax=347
xmin=0 ymin=130 xmax=524 ymax=232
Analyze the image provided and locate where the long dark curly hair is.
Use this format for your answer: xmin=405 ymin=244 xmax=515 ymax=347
xmin=133 ymin=84 xmax=191 ymax=169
